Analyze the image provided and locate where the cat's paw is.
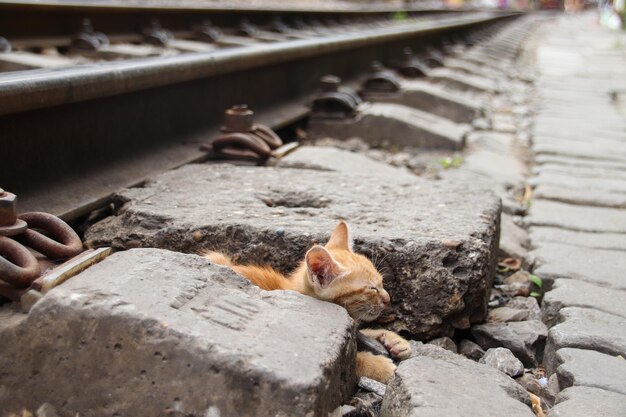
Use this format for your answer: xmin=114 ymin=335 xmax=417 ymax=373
xmin=361 ymin=329 xmax=412 ymax=361
xmin=356 ymin=351 xmax=397 ymax=384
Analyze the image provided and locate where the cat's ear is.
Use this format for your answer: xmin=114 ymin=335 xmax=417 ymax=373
xmin=326 ymin=220 xmax=353 ymax=251
xmin=306 ymin=245 xmax=345 ymax=289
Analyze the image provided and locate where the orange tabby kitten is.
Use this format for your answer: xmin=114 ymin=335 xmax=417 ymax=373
xmin=204 ymin=221 xmax=411 ymax=383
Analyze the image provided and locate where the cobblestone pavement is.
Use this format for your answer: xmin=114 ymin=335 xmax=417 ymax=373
xmin=527 ymin=12 xmax=626 ymax=417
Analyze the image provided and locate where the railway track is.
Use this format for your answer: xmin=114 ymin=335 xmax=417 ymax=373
xmin=0 ymin=0 xmax=519 ymax=225
xmin=0 ymin=3 xmax=550 ymax=415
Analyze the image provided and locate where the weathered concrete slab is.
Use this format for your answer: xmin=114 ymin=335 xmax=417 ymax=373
xmin=553 ymin=348 xmax=626 ymax=396
xmin=273 ymin=146 xmax=415 ymax=181
xmin=529 ymin=243 xmax=626 ymax=290
xmin=85 ymin=163 xmax=501 ymax=339
xmin=547 ymin=386 xmax=626 ymax=417
xmin=307 ymin=103 xmax=470 ymax=150
xmin=0 ymin=249 xmax=356 ymax=417
xmin=428 ymin=67 xmax=500 ymax=94
xmin=380 ymin=344 xmax=534 ymax=417
xmin=526 ymin=200 xmax=626 ymax=233
xmin=361 ymin=79 xmax=484 ymax=124
xmin=542 ymin=279 xmax=626 ymax=327
xmin=529 ymin=227 xmax=626 ymax=252
xmin=533 ymin=185 xmax=626 ymax=209
xmin=471 ymin=320 xmax=548 ymax=367
xmin=544 ymin=307 xmax=626 ymax=374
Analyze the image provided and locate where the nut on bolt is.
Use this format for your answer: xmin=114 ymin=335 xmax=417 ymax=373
xmin=0 ymin=189 xmax=28 ymax=236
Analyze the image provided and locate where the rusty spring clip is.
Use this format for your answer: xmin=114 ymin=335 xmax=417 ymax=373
xmin=201 ymin=105 xmax=283 ymax=161
xmin=0 ymin=189 xmax=83 ymax=300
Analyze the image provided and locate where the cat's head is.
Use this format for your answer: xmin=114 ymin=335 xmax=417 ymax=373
xmin=304 ymin=221 xmax=390 ymax=322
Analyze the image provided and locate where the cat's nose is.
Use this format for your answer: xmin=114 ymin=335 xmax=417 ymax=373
xmin=381 ymin=289 xmax=391 ymax=305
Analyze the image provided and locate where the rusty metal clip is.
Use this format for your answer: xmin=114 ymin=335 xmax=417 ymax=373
xmin=310 ymin=75 xmax=363 ymax=120
xmin=270 ymin=17 xmax=291 ymax=34
xmin=362 ymin=61 xmax=401 ymax=94
xmin=238 ymin=19 xmax=258 ymax=38
xmin=0 ymin=36 xmax=11 ymax=53
xmin=398 ymin=47 xmax=430 ymax=78
xmin=71 ymin=19 xmax=109 ymax=51
xmin=193 ymin=19 xmax=222 ymax=43
xmin=15 ymin=212 xmax=83 ymax=261
xmin=424 ymin=46 xmax=445 ymax=68
xmin=143 ymin=18 xmax=173 ymax=46
xmin=202 ymin=105 xmax=283 ymax=161
xmin=0 ymin=236 xmax=40 ymax=288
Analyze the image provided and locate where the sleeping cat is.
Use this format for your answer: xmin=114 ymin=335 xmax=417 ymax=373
xmin=204 ymin=221 xmax=411 ymax=383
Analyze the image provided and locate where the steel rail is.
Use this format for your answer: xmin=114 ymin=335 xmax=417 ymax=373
xmin=0 ymin=12 xmax=508 ymax=116
xmin=0 ymin=0 xmax=463 ymax=14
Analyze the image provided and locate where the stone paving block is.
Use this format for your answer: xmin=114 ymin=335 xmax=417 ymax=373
xmin=85 ymin=163 xmax=501 ymax=339
xmin=534 ymin=154 xmax=626 ymax=172
xmin=533 ymin=142 xmax=626 ymax=163
xmin=542 ymin=279 xmax=626 ymax=327
xmin=471 ymin=320 xmax=548 ymax=367
xmin=379 ymin=344 xmax=534 ymax=417
xmin=529 ymin=242 xmax=626 ymax=290
xmin=533 ymin=184 xmax=626 ymax=209
xmin=544 ymin=307 xmax=626 ymax=374
xmin=529 ymin=226 xmax=626 ymax=252
xmin=500 ymin=213 xmax=528 ymax=260
xmin=529 ymin=171 xmax=626 ymax=194
xmin=362 ymin=79 xmax=483 ymax=123
xmin=308 ymin=103 xmax=470 ymax=150
xmin=532 ymin=163 xmax=626 ymax=181
xmin=526 ymin=200 xmax=626 ymax=234
xmin=460 ymin=132 xmax=527 ymax=189
xmin=0 ymin=249 xmax=356 ymax=416
xmin=553 ymin=348 xmax=626 ymax=396
xmin=273 ymin=146 xmax=415 ymax=181
xmin=547 ymin=386 xmax=626 ymax=417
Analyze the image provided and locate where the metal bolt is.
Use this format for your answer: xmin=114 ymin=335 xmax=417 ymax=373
xmin=369 ymin=61 xmax=384 ymax=73
xmin=320 ymin=75 xmax=341 ymax=93
xmin=222 ymin=105 xmax=254 ymax=132
xmin=0 ymin=191 xmax=18 ymax=227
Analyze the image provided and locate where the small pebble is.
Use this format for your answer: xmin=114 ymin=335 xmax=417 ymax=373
xmin=276 ymin=228 xmax=285 ymax=236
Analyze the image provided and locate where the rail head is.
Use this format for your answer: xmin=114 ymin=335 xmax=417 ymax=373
xmin=0 ymin=12 xmax=518 ymax=116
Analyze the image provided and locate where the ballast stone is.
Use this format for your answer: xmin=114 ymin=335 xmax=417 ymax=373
xmin=0 ymin=249 xmax=356 ymax=417
xmin=85 ymin=163 xmax=501 ymax=339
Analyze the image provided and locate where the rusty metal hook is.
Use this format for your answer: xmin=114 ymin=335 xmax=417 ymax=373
xmin=253 ymin=124 xmax=283 ymax=149
xmin=202 ymin=105 xmax=283 ymax=161
xmin=0 ymin=236 xmax=40 ymax=288
xmin=15 ymin=212 xmax=83 ymax=261
xmin=210 ymin=132 xmax=272 ymax=159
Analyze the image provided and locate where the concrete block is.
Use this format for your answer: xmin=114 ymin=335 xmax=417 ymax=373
xmin=307 ymin=103 xmax=470 ymax=150
xmin=85 ymin=163 xmax=501 ymax=339
xmin=0 ymin=249 xmax=356 ymax=417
